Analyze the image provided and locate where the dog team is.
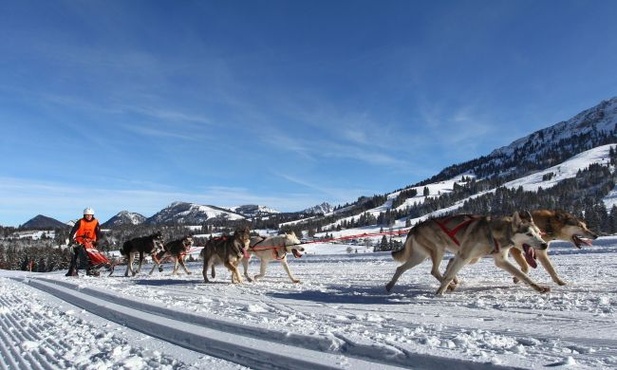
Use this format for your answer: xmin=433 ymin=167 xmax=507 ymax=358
xmin=80 ymin=208 xmax=597 ymax=296
xmin=107 ymin=225 xmax=307 ymax=284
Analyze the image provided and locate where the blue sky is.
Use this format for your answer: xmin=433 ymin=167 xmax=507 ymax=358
xmin=1 ymin=0 xmax=617 ymax=227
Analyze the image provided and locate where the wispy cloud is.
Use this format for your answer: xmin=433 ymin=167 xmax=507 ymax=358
xmin=273 ymin=172 xmax=368 ymax=205
xmin=122 ymin=106 xmax=213 ymax=126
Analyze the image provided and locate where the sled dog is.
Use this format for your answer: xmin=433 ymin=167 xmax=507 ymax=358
xmin=509 ymin=209 xmax=598 ymax=285
xmin=201 ymin=226 xmax=251 ymax=284
xmin=242 ymin=232 xmax=304 ymax=283
xmin=120 ymin=232 xmax=163 ymax=276
xmin=120 ymin=232 xmax=165 ymax=277
xmin=149 ymin=236 xmax=194 ymax=275
xmin=386 ymin=211 xmax=549 ymax=295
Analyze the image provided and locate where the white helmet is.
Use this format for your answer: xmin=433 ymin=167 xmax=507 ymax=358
xmin=83 ymin=207 xmax=95 ymax=215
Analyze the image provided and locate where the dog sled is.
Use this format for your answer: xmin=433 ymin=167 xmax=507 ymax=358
xmin=79 ymin=239 xmax=115 ymax=276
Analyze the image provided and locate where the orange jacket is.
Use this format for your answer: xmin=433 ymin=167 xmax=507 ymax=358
xmin=70 ymin=217 xmax=101 ymax=245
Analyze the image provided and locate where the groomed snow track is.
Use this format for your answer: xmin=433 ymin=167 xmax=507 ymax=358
xmin=16 ymin=277 xmax=524 ymax=370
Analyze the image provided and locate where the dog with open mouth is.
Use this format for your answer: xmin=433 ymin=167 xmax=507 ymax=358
xmin=510 ymin=209 xmax=598 ymax=285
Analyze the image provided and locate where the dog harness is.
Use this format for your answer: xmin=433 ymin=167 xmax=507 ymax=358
xmin=434 ymin=215 xmax=500 ymax=254
xmin=209 ymin=236 xmax=250 ymax=258
xmin=250 ymin=237 xmax=287 ymax=260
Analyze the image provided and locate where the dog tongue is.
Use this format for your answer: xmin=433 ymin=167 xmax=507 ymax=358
xmin=523 ymin=244 xmax=537 ymax=269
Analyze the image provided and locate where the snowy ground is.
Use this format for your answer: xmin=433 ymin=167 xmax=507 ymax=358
xmin=1 ymin=238 xmax=617 ymax=370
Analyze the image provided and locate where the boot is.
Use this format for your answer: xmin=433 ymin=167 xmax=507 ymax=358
xmin=66 ymin=255 xmax=78 ymax=276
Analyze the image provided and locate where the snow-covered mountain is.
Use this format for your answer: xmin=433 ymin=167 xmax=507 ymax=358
xmin=227 ymin=204 xmax=280 ymax=218
xmin=145 ymin=201 xmax=245 ymax=225
xmin=426 ymin=97 xmax=617 ymax=184
xmin=303 ymin=202 xmax=334 ymax=215
xmin=101 ymin=211 xmax=147 ymax=228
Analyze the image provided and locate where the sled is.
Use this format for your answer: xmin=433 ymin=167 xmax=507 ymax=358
xmin=81 ymin=239 xmax=115 ymax=276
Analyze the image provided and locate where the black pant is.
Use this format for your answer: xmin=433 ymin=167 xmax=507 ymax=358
xmin=67 ymin=245 xmax=89 ymax=275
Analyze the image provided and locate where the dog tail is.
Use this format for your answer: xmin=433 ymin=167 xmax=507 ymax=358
xmin=120 ymin=241 xmax=130 ymax=256
xmin=391 ymin=236 xmax=413 ymax=262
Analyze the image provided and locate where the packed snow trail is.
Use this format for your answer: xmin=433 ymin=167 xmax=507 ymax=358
xmin=15 ymin=276 xmax=521 ymax=370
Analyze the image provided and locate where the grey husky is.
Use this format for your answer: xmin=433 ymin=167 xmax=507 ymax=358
xmin=386 ymin=211 xmax=549 ymax=295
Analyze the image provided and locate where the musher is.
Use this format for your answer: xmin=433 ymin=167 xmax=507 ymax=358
xmin=66 ymin=207 xmax=102 ymax=276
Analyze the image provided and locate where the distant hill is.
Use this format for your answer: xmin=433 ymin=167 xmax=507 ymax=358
xmin=101 ymin=211 xmax=147 ymax=228
xmin=20 ymin=215 xmax=68 ymax=229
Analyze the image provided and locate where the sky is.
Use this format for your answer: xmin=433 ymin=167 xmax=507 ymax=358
xmin=1 ymin=0 xmax=617 ymax=227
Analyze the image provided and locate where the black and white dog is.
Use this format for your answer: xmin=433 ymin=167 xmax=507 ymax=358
xmin=119 ymin=232 xmax=165 ymax=276
xmin=149 ymin=236 xmax=194 ymax=275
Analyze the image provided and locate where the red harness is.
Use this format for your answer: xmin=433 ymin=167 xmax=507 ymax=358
xmin=434 ymin=215 xmax=500 ymax=253
xmin=434 ymin=215 xmax=477 ymax=247
xmin=250 ymin=238 xmax=286 ymax=260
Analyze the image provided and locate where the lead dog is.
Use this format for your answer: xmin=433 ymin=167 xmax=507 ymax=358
xmin=386 ymin=211 xmax=549 ymax=295
xmin=149 ymin=236 xmax=194 ymax=275
xmin=119 ymin=232 xmax=165 ymax=277
xmin=510 ymin=209 xmax=598 ymax=285
xmin=242 ymin=231 xmax=304 ymax=283
xmin=201 ymin=225 xmax=251 ymax=284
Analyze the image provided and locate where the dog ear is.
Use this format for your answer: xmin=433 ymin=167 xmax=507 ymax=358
xmin=511 ymin=211 xmax=522 ymax=227
xmin=555 ymin=210 xmax=568 ymax=223
xmin=519 ymin=210 xmax=533 ymax=222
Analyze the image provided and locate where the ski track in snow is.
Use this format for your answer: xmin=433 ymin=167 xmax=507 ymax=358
xmin=1 ymin=240 xmax=617 ymax=369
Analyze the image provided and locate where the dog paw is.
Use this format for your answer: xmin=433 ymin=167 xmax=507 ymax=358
xmin=292 ymin=279 xmax=300 ymax=283
xmin=556 ymin=279 xmax=567 ymax=286
xmin=446 ymin=280 xmax=458 ymax=291
xmin=513 ymin=276 xmax=520 ymax=284
xmin=536 ymin=285 xmax=551 ymax=293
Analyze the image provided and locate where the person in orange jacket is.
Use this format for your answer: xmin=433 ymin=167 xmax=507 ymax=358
xmin=66 ymin=207 xmax=102 ymax=276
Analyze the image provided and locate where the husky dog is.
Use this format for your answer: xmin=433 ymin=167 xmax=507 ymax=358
xmin=201 ymin=226 xmax=251 ymax=284
xmin=242 ymin=232 xmax=304 ymax=283
xmin=119 ymin=232 xmax=165 ymax=277
xmin=509 ymin=209 xmax=598 ymax=285
xmin=149 ymin=236 xmax=194 ymax=275
xmin=386 ymin=211 xmax=549 ymax=295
